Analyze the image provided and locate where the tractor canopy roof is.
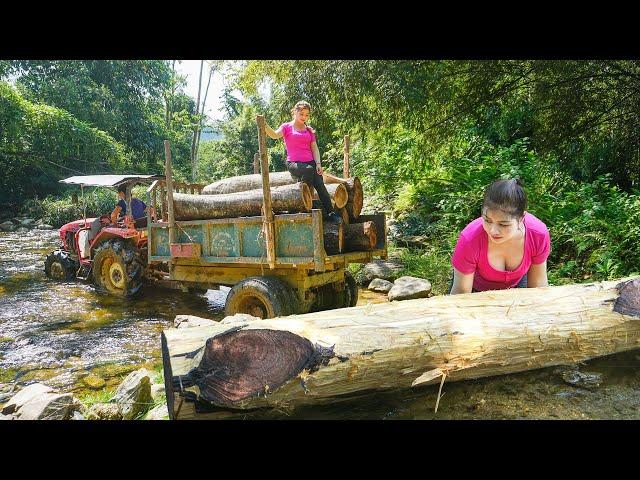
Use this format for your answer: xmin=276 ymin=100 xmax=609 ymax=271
xmin=60 ymin=174 xmax=164 ymax=188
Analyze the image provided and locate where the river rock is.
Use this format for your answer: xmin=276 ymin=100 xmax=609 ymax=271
xmin=388 ymin=276 xmax=432 ymax=302
xmin=71 ymin=411 xmax=86 ymax=420
xmin=561 ymin=370 xmax=603 ymax=390
xmin=368 ymin=278 xmax=394 ymax=293
xmin=362 ymin=259 xmax=405 ymax=285
xmin=174 ymin=315 xmax=219 ymax=329
xmin=1 ymin=383 xmax=55 ymax=415
xmin=36 ymin=224 xmax=54 ymax=230
xmin=145 ymin=403 xmax=169 ymax=420
xmin=88 ymin=402 xmax=122 ymax=420
xmin=20 ymin=218 xmax=36 ymax=227
xmin=82 ymin=374 xmax=106 ymax=390
xmin=220 ymin=313 xmax=260 ymax=325
xmin=395 ymin=235 xmax=430 ymax=248
xmin=111 ymin=368 xmax=153 ymax=420
xmin=16 ymin=392 xmax=76 ymax=420
xmin=0 ymin=221 xmax=15 ymax=232
xmin=16 ymin=227 xmax=29 ymax=233
xmin=151 ymin=383 xmax=165 ymax=402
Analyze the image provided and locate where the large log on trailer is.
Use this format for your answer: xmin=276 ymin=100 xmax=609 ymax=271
xmin=322 ymin=221 xmax=344 ymax=255
xmin=344 ymin=221 xmax=377 ymax=252
xmin=202 ymin=172 xmax=294 ymax=194
xmin=172 ymin=183 xmax=312 ymax=220
xmin=162 ymin=277 xmax=640 ymax=418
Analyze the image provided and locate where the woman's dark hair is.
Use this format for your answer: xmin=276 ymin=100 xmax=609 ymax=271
xmin=117 ymin=185 xmax=126 ymax=194
xmin=482 ymin=178 xmax=527 ymax=218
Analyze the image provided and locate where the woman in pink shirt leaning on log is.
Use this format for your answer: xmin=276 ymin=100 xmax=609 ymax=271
xmin=450 ymin=178 xmax=550 ymax=294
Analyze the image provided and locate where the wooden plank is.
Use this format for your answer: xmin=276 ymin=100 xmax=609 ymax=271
xmin=164 ymin=140 xmax=177 ymax=246
xmin=256 ymin=115 xmax=276 ymax=269
xmin=312 ymin=209 xmax=326 ymax=272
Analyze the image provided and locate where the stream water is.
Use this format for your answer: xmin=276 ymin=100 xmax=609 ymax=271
xmin=1 ymin=229 xmax=639 ymax=419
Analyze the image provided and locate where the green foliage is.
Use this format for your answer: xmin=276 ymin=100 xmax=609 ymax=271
xmin=0 ymin=81 xmax=126 ymax=210
xmin=29 ymin=188 xmax=120 ymax=228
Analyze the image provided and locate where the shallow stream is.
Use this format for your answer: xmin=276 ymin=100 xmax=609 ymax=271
xmin=1 ymin=229 xmax=639 ymax=419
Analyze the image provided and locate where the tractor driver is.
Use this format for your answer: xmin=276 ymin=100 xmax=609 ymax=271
xmin=111 ymin=185 xmax=155 ymax=228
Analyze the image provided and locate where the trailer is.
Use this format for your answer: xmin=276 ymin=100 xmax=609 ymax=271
xmin=146 ymin=121 xmax=386 ymax=318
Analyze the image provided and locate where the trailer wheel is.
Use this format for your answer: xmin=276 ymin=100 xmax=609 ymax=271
xmin=92 ymin=239 xmax=143 ymax=298
xmin=225 ymin=277 xmax=296 ymax=319
xmin=44 ymin=251 xmax=77 ymax=281
xmin=344 ymin=270 xmax=359 ymax=307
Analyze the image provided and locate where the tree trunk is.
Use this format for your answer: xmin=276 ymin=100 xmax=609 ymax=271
xmin=344 ymin=221 xmax=376 ymax=251
xmin=312 ymin=183 xmax=348 ymax=209
xmin=202 ymin=172 xmax=295 ymax=194
xmin=162 ymin=277 xmax=640 ymax=418
xmin=173 ymin=183 xmax=312 ymax=220
xmin=323 ymin=220 xmax=344 ymax=255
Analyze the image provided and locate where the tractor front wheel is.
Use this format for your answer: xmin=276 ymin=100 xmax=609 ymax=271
xmin=44 ymin=251 xmax=77 ymax=281
xmin=92 ymin=239 xmax=143 ymax=298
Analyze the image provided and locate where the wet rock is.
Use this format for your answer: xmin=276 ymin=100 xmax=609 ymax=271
xmin=174 ymin=315 xmax=218 ymax=329
xmin=88 ymin=402 xmax=122 ymax=420
xmin=151 ymin=383 xmax=165 ymax=402
xmin=362 ymin=259 xmax=405 ymax=285
xmin=71 ymin=411 xmax=86 ymax=420
xmin=0 ymin=221 xmax=15 ymax=232
xmin=220 ymin=313 xmax=260 ymax=325
xmin=145 ymin=403 xmax=169 ymax=420
xmin=394 ymin=235 xmax=430 ymax=248
xmin=16 ymin=227 xmax=29 ymax=233
xmin=561 ymin=370 xmax=603 ymax=390
xmin=16 ymin=392 xmax=76 ymax=420
xmin=1 ymin=383 xmax=55 ymax=415
xmin=36 ymin=224 xmax=54 ymax=230
xmin=111 ymin=368 xmax=153 ymax=420
xmin=19 ymin=218 xmax=36 ymax=227
xmin=82 ymin=374 xmax=106 ymax=390
xmin=388 ymin=276 xmax=432 ymax=302
xmin=368 ymin=278 xmax=393 ymax=293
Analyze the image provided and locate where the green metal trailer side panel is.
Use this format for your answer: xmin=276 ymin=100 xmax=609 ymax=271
xmin=275 ymin=220 xmax=314 ymax=257
xmin=240 ymin=223 xmax=267 ymax=257
xmin=208 ymin=224 xmax=239 ymax=257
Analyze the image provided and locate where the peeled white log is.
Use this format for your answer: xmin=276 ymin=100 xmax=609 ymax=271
xmin=162 ymin=277 xmax=640 ymax=417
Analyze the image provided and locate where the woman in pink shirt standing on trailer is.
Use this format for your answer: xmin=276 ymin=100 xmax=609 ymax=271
xmin=263 ymin=101 xmax=343 ymax=224
xmin=450 ymin=178 xmax=551 ymax=294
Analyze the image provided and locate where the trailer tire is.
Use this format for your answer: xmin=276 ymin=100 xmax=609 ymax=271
xmin=44 ymin=251 xmax=77 ymax=281
xmin=225 ymin=276 xmax=296 ymax=319
xmin=92 ymin=239 xmax=143 ymax=298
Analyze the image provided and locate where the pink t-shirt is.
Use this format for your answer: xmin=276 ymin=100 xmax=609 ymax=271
xmin=451 ymin=212 xmax=551 ymax=292
xmin=280 ymin=122 xmax=316 ymax=163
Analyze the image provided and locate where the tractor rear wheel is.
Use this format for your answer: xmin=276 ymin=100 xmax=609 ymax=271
xmin=92 ymin=239 xmax=143 ymax=298
xmin=44 ymin=251 xmax=77 ymax=281
xmin=224 ymin=276 xmax=296 ymax=319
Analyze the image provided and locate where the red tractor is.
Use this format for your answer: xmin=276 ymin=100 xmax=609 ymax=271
xmin=44 ymin=174 xmax=163 ymax=297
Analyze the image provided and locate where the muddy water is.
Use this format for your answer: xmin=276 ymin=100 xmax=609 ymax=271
xmin=1 ymin=229 xmax=640 ymax=419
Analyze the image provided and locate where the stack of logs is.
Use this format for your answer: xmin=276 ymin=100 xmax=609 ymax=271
xmin=172 ymin=170 xmax=376 ymax=255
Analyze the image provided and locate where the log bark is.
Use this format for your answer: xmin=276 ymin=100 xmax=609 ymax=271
xmin=202 ymin=172 xmax=295 ymax=194
xmin=173 ymin=183 xmax=312 ymax=221
xmin=344 ymin=221 xmax=376 ymax=251
xmin=322 ymin=220 xmax=344 ymax=255
xmin=163 ymin=277 xmax=640 ymax=417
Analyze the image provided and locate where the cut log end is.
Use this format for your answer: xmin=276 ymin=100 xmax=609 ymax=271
xmin=300 ymin=182 xmax=313 ymax=211
xmin=192 ymin=329 xmax=315 ymax=407
xmin=614 ymin=278 xmax=640 ymax=317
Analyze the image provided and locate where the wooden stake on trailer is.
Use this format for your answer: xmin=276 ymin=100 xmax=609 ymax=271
xmin=343 ymin=135 xmax=350 ymax=178
xmin=164 ymin=140 xmax=177 ymax=247
xmin=256 ymin=115 xmax=276 ymax=269
xmin=253 ymin=153 xmax=260 ymax=174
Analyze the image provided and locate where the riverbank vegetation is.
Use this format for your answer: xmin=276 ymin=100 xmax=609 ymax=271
xmin=3 ymin=60 xmax=640 ymax=290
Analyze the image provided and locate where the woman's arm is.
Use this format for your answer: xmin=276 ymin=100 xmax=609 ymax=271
xmin=265 ymin=123 xmax=284 ymax=140
xmin=311 ymin=142 xmax=323 ymax=175
xmin=450 ymin=268 xmax=475 ymax=295
xmin=527 ymin=262 xmax=549 ymax=288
